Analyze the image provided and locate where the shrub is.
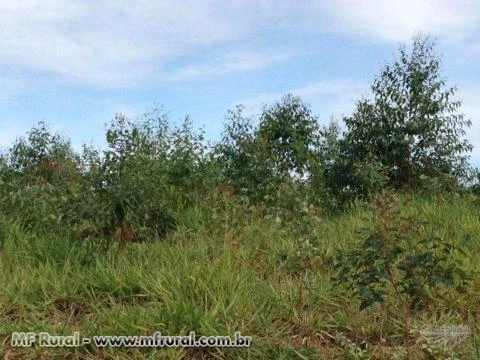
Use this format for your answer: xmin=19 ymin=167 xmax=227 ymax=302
xmin=333 ymin=191 xmax=472 ymax=357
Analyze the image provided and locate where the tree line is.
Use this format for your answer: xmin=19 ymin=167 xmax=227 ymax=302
xmin=0 ymin=35 xmax=476 ymax=242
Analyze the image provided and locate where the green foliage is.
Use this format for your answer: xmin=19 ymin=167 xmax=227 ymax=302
xmin=324 ymin=152 xmax=389 ymax=207
xmin=272 ymin=181 xmax=323 ymax=274
xmin=89 ymin=108 xmax=211 ymax=241
xmin=1 ymin=190 xmax=479 ymax=359
xmin=0 ymin=109 xmax=216 ymax=241
xmin=342 ymin=35 xmax=472 ymax=192
xmin=165 ymin=115 xmax=213 ymax=199
xmin=8 ymin=121 xmax=78 ymax=176
xmin=216 ymin=104 xmax=274 ymax=202
xmin=0 ymin=35 xmax=476 ymax=244
xmin=1 ymin=36 xmax=479 ymax=357
xmin=333 ymin=191 xmax=475 ymax=358
xmin=256 ymin=94 xmax=321 ymax=180
xmin=0 ymin=122 xmax=84 ymax=234
xmin=97 ymin=111 xmax=183 ymax=240
xmin=334 ymin=191 xmax=472 ymax=312
xmin=218 ymin=95 xmax=326 ymax=207
xmin=100 ymin=112 xmax=167 ymax=238
xmin=468 ymin=167 xmax=480 ymax=196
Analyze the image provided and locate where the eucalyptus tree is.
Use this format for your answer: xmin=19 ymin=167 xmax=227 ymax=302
xmin=342 ymin=35 xmax=472 ymax=191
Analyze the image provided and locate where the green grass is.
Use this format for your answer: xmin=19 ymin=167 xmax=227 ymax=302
xmin=0 ymin=194 xmax=479 ymax=359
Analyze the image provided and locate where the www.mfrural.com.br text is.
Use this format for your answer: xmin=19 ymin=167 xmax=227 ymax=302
xmin=11 ymin=331 xmax=252 ymax=348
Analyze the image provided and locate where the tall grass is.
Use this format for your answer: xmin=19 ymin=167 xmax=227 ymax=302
xmin=0 ymin=194 xmax=479 ymax=359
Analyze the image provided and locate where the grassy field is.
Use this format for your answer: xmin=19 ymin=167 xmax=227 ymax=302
xmin=0 ymin=193 xmax=479 ymax=359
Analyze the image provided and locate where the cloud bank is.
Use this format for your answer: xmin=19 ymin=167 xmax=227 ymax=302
xmin=0 ymin=0 xmax=477 ymax=88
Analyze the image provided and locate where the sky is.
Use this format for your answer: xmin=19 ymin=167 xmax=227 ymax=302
xmin=0 ymin=0 xmax=479 ymax=162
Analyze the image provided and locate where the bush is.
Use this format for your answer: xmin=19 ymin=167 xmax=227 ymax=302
xmin=333 ymin=190 xmax=472 ymax=356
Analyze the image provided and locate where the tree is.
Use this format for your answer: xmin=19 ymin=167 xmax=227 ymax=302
xmin=257 ymin=94 xmax=321 ymax=180
xmin=218 ymin=95 xmax=323 ymax=203
xmin=8 ymin=121 xmax=80 ymax=185
xmin=216 ymin=105 xmax=271 ymax=201
xmin=342 ymin=35 xmax=472 ymax=190
xmin=0 ymin=122 xmax=86 ymax=235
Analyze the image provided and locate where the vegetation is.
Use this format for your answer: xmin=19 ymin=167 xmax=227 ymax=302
xmin=0 ymin=35 xmax=479 ymax=359
xmin=329 ymin=36 xmax=472 ymax=201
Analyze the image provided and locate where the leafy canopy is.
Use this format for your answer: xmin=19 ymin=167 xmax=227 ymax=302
xmin=343 ymin=35 xmax=472 ymax=190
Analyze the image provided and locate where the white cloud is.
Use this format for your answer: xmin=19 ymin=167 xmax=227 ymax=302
xmin=0 ymin=0 xmax=477 ymax=89
xmin=314 ymin=0 xmax=480 ymax=42
xmin=0 ymin=1 xmax=260 ymax=87
xmin=171 ymin=49 xmax=296 ymax=80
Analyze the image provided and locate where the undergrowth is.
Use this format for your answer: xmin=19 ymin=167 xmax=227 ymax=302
xmin=0 ymin=193 xmax=479 ymax=359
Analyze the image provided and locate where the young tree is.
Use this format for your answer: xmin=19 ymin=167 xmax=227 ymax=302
xmin=218 ymin=95 xmax=323 ymax=203
xmin=343 ymin=35 xmax=472 ymax=190
xmin=216 ymin=105 xmax=270 ymax=201
xmin=257 ymin=94 xmax=321 ymax=181
xmin=8 ymin=121 xmax=80 ymax=185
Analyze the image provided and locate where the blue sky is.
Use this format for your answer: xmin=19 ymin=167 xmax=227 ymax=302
xmin=0 ymin=0 xmax=479 ymax=162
